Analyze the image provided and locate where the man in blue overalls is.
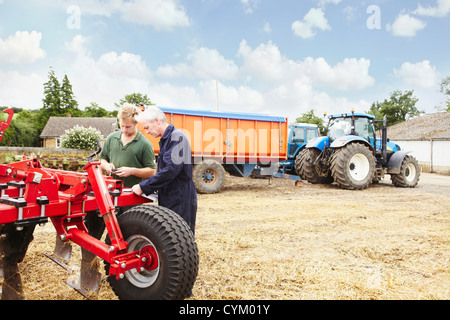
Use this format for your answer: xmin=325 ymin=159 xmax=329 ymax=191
xmin=131 ymin=106 xmax=197 ymax=234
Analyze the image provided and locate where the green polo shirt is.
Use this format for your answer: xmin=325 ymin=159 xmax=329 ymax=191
xmin=100 ymin=130 xmax=156 ymax=187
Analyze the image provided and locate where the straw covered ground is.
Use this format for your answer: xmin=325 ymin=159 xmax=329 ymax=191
xmin=4 ymin=173 xmax=450 ymax=300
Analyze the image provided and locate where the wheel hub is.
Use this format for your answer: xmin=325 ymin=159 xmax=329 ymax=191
xmin=349 ymin=153 xmax=370 ymax=182
xmin=124 ymin=235 xmax=160 ymax=289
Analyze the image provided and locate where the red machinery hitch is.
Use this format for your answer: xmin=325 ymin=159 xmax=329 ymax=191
xmin=0 ymin=108 xmax=198 ymax=300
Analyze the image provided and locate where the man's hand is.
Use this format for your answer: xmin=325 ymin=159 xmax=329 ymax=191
xmin=114 ymin=167 xmax=134 ymax=178
xmin=100 ymin=160 xmax=113 ymax=175
xmin=131 ymin=184 xmax=143 ymax=196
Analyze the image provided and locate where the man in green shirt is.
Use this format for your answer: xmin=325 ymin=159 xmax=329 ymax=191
xmin=100 ymin=103 xmax=156 ymax=188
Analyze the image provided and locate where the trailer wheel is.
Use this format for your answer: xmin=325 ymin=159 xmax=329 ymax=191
xmin=390 ymin=155 xmax=420 ymax=188
xmin=330 ymin=143 xmax=375 ymax=190
xmin=104 ymin=205 xmax=198 ymax=300
xmin=193 ymin=160 xmax=225 ymax=194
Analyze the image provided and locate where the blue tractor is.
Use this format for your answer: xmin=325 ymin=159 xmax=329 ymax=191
xmin=278 ymin=123 xmax=320 ymax=177
xmin=297 ymin=111 xmax=420 ymax=190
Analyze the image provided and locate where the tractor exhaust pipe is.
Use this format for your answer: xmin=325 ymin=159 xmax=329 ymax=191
xmin=382 ymin=115 xmax=388 ymax=165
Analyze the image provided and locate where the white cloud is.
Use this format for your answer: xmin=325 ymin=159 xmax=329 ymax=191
xmin=237 ymin=40 xmax=285 ymax=81
xmin=0 ymin=31 xmax=46 ymax=63
xmin=263 ymin=22 xmax=272 ymax=33
xmin=318 ymin=0 xmax=342 ymax=7
xmin=121 ymin=0 xmax=190 ymax=30
xmin=62 ymin=35 xmax=152 ymax=108
xmin=201 ymin=80 xmax=264 ymax=113
xmin=292 ymin=8 xmax=331 ymax=39
xmin=413 ymin=0 xmax=450 ymax=17
xmin=56 ymin=0 xmax=190 ymax=31
xmin=240 ymin=0 xmax=261 ymax=14
xmin=237 ymin=40 xmax=375 ymax=91
xmin=387 ymin=14 xmax=426 ymax=37
xmin=394 ymin=60 xmax=440 ymax=88
xmin=157 ymin=47 xmax=240 ymax=81
xmin=149 ymin=40 xmax=374 ymax=120
xmin=0 ymin=70 xmax=44 ymax=108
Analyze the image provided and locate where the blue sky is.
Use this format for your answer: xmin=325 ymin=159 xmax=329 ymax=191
xmin=0 ymin=0 xmax=449 ymax=121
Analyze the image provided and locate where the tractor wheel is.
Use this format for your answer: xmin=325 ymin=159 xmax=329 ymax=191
xmin=330 ymin=143 xmax=375 ymax=190
xmin=302 ymin=148 xmax=333 ymax=184
xmin=294 ymin=149 xmax=307 ymax=179
xmin=193 ymin=160 xmax=226 ymax=194
xmin=105 ymin=205 xmax=199 ymax=300
xmin=390 ymin=155 xmax=420 ymax=188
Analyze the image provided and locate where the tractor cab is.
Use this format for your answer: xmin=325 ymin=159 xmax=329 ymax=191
xmin=288 ymin=123 xmax=320 ymax=159
xmin=326 ymin=112 xmax=376 ymax=148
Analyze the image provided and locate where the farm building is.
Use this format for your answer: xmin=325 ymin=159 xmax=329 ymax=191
xmin=40 ymin=116 xmax=118 ymax=148
xmin=386 ymin=112 xmax=450 ymax=175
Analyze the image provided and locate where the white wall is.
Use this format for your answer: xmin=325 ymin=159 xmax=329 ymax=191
xmin=393 ymin=140 xmax=450 ymax=174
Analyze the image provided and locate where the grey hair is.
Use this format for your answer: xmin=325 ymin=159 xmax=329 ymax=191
xmin=137 ymin=105 xmax=167 ymax=124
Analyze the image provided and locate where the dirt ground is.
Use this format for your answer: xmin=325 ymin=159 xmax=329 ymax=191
xmin=2 ymin=172 xmax=449 ymax=300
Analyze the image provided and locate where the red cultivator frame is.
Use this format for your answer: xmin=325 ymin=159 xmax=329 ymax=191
xmin=0 ymin=108 xmax=198 ymax=300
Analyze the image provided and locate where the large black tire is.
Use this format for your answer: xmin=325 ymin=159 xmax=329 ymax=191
xmin=390 ymin=155 xmax=420 ymax=188
xmin=303 ymin=148 xmax=333 ymax=184
xmin=330 ymin=143 xmax=375 ymax=190
xmin=105 ymin=205 xmax=199 ymax=300
xmin=294 ymin=149 xmax=307 ymax=180
xmin=193 ymin=160 xmax=226 ymax=194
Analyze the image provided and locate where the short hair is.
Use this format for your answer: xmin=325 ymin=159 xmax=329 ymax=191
xmin=138 ymin=105 xmax=167 ymax=124
xmin=118 ymin=103 xmax=141 ymax=124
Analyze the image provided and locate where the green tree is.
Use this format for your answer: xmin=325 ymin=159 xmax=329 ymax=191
xmin=368 ymin=90 xmax=424 ymax=126
xmin=115 ymin=93 xmax=154 ymax=109
xmin=61 ymin=74 xmax=82 ymax=117
xmin=36 ymin=67 xmax=81 ymax=132
xmin=296 ymin=109 xmax=327 ymax=135
xmin=83 ymin=102 xmax=111 ymax=117
xmin=1 ymin=109 xmax=40 ymax=147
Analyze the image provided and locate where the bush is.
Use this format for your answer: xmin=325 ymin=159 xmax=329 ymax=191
xmin=61 ymin=125 xmax=104 ymax=150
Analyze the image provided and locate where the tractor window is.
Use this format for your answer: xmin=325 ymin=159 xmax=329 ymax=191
xmin=306 ymin=128 xmax=318 ymax=141
xmin=354 ymin=117 xmax=371 ymax=142
xmin=292 ymin=127 xmax=305 ymax=144
xmin=328 ymin=118 xmax=352 ymax=141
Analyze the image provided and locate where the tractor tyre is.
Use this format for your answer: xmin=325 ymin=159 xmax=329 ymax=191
xmin=104 ymin=205 xmax=199 ymax=300
xmin=330 ymin=143 xmax=375 ymax=190
xmin=294 ymin=149 xmax=307 ymax=179
xmin=302 ymin=148 xmax=333 ymax=184
xmin=193 ymin=160 xmax=226 ymax=194
xmin=390 ymin=155 xmax=420 ymax=188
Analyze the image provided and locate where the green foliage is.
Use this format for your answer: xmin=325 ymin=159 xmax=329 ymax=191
xmin=60 ymin=125 xmax=104 ymax=150
xmin=115 ymin=93 xmax=154 ymax=109
xmin=296 ymin=109 xmax=327 ymax=135
xmin=83 ymin=102 xmax=111 ymax=118
xmin=367 ymin=90 xmax=424 ymax=126
xmin=36 ymin=67 xmax=82 ymax=131
xmin=0 ymin=109 xmax=40 ymax=147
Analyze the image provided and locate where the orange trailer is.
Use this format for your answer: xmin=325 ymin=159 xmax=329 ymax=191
xmin=139 ymin=107 xmax=291 ymax=193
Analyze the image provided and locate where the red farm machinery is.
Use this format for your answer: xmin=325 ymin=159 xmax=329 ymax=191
xmin=0 ymin=108 xmax=198 ymax=300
